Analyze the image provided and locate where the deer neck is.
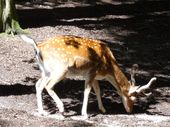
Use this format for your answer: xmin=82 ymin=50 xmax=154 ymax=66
xmin=111 ymin=60 xmax=131 ymax=95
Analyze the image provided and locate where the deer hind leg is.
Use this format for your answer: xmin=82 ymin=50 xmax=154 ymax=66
xmin=45 ymin=70 xmax=66 ymax=115
xmin=92 ymin=80 xmax=106 ymax=113
xmin=36 ymin=76 xmax=51 ymax=116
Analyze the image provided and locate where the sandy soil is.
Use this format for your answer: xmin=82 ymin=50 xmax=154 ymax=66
xmin=0 ymin=0 xmax=170 ymax=126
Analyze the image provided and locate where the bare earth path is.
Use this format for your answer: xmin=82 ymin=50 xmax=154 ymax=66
xmin=0 ymin=1 xmax=170 ymax=126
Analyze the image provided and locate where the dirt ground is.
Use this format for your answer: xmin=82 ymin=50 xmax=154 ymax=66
xmin=0 ymin=0 xmax=170 ymax=127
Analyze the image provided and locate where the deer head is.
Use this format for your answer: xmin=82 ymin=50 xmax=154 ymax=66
xmin=120 ymin=64 xmax=156 ymax=113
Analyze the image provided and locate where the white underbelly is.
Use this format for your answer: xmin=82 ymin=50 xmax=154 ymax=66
xmin=65 ymin=68 xmax=90 ymax=80
xmin=65 ymin=69 xmax=106 ymax=81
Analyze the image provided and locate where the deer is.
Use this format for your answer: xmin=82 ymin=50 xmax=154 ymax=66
xmin=20 ymin=34 xmax=156 ymax=120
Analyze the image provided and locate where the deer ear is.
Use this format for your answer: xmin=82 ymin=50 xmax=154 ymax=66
xmin=130 ymin=64 xmax=139 ymax=86
xmin=132 ymin=64 xmax=139 ymax=69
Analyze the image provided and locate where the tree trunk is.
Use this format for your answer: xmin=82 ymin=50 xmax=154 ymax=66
xmin=0 ymin=0 xmax=22 ymax=35
xmin=0 ymin=0 xmax=3 ymax=32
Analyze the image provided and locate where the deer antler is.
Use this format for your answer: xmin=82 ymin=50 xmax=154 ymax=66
xmin=135 ymin=77 xmax=157 ymax=96
xmin=129 ymin=64 xmax=157 ymax=97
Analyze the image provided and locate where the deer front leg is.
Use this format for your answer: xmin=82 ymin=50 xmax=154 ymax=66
xmin=92 ymin=80 xmax=106 ymax=113
xmin=81 ymin=79 xmax=93 ymax=119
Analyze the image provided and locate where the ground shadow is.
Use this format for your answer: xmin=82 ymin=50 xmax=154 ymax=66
xmin=17 ymin=0 xmax=170 ymax=28
xmin=0 ymin=83 xmax=35 ymax=96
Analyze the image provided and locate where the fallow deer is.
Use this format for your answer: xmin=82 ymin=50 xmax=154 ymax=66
xmin=20 ymin=34 xmax=156 ymax=119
